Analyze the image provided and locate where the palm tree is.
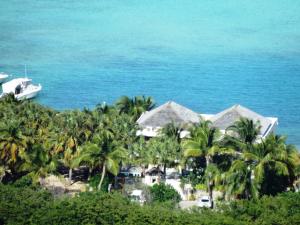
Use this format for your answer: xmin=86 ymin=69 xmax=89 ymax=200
xmin=76 ymin=133 xmax=127 ymax=190
xmin=225 ymin=159 xmax=258 ymax=199
xmin=182 ymin=120 xmax=234 ymax=199
xmin=0 ymin=120 xmax=28 ymax=167
xmin=257 ymin=134 xmax=299 ymax=194
xmin=62 ymin=146 xmax=79 ymax=182
xmin=225 ymin=117 xmax=261 ymax=151
xmin=161 ymin=122 xmax=183 ymax=142
xmin=96 ymin=102 xmax=113 ymax=115
xmin=127 ymin=136 xmax=148 ymax=166
xmin=204 ymin=164 xmax=222 ymax=206
xmin=51 ymin=128 xmax=79 ymax=182
xmin=147 ymin=136 xmax=181 ymax=177
xmin=0 ymin=165 xmax=10 ymax=183
xmin=225 ymin=134 xmax=299 ymax=199
xmin=182 ymin=121 xmax=221 ymax=167
xmin=110 ymin=113 xmax=138 ymax=150
xmin=53 ymin=110 xmax=90 ymax=182
xmin=294 ymin=156 xmax=300 ymax=191
xmin=19 ymin=101 xmax=55 ymax=137
xmin=19 ymin=144 xmax=58 ymax=182
xmin=116 ymin=96 xmax=155 ymax=120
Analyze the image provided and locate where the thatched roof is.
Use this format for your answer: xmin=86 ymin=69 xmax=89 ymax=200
xmin=137 ymin=101 xmax=201 ymax=128
xmin=210 ymin=104 xmax=273 ymax=136
xmin=145 ymin=167 xmax=164 ymax=175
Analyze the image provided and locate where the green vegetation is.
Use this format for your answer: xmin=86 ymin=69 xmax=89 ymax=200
xmin=0 ymin=94 xmax=300 ymax=224
xmin=150 ymin=183 xmax=181 ymax=203
xmin=0 ymin=184 xmax=52 ymax=225
xmin=182 ymin=118 xmax=300 ymax=200
xmin=1 ymin=184 xmax=300 ymax=225
xmin=0 ymin=94 xmax=149 ymax=184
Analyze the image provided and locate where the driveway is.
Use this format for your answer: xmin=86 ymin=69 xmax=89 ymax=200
xmin=179 ymin=200 xmax=198 ymax=209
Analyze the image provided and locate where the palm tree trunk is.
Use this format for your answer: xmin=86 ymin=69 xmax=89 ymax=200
xmin=69 ymin=168 xmax=73 ymax=182
xmin=208 ymin=181 xmax=213 ymax=201
xmin=88 ymin=167 xmax=93 ymax=181
xmin=246 ymin=170 xmax=253 ymax=199
xmin=205 ymin=156 xmax=213 ymax=208
xmin=205 ymin=155 xmax=211 ymax=166
xmin=98 ymin=162 xmax=106 ymax=190
xmin=163 ymin=163 xmax=167 ymax=179
xmin=245 ymin=167 xmax=252 ymax=199
xmin=114 ymin=175 xmax=118 ymax=189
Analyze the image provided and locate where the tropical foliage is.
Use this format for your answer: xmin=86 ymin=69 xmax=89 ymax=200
xmin=182 ymin=117 xmax=299 ymax=200
xmin=150 ymin=183 xmax=181 ymax=203
xmin=1 ymin=184 xmax=300 ymax=225
xmin=182 ymin=121 xmax=234 ymax=200
xmin=0 ymin=94 xmax=299 ymax=204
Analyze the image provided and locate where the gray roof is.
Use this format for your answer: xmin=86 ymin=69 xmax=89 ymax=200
xmin=145 ymin=167 xmax=164 ymax=175
xmin=137 ymin=101 xmax=201 ymax=128
xmin=210 ymin=104 xmax=273 ymax=136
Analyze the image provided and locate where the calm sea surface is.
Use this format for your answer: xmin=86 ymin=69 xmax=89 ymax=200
xmin=0 ymin=0 xmax=300 ymax=147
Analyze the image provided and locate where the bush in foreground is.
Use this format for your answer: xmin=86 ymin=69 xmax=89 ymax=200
xmin=0 ymin=184 xmax=52 ymax=225
xmin=150 ymin=183 xmax=181 ymax=203
xmin=223 ymin=192 xmax=300 ymax=225
xmin=1 ymin=184 xmax=300 ymax=225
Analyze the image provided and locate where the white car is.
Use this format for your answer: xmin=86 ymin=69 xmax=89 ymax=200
xmin=197 ymin=196 xmax=212 ymax=208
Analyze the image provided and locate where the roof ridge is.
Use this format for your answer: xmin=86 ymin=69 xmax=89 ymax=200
xmin=136 ymin=101 xmax=200 ymax=127
xmin=170 ymin=101 xmax=199 ymax=121
xmin=210 ymin=104 xmax=274 ymax=136
xmin=235 ymin=105 xmax=270 ymax=121
xmin=170 ymin=102 xmax=186 ymax=121
xmin=138 ymin=101 xmax=176 ymax=122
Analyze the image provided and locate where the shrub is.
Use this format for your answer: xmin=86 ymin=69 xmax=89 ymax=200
xmin=30 ymin=191 xmax=131 ymax=225
xmin=0 ymin=184 xmax=52 ymax=225
xmin=222 ymin=192 xmax=300 ymax=225
xmin=31 ymin=191 xmax=238 ymax=225
xmin=150 ymin=183 xmax=181 ymax=203
xmin=195 ymin=183 xmax=207 ymax=191
xmin=12 ymin=174 xmax=37 ymax=188
xmin=1 ymin=184 xmax=300 ymax=225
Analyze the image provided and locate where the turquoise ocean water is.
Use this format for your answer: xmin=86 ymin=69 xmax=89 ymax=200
xmin=0 ymin=0 xmax=300 ymax=147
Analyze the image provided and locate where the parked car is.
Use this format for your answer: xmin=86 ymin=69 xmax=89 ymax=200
xmin=197 ymin=196 xmax=212 ymax=208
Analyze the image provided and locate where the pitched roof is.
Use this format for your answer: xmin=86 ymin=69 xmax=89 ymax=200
xmin=210 ymin=104 xmax=273 ymax=136
xmin=145 ymin=167 xmax=164 ymax=175
xmin=137 ymin=101 xmax=200 ymax=128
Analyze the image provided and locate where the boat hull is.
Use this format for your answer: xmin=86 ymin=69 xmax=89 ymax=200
xmin=15 ymin=85 xmax=42 ymax=100
xmin=16 ymin=91 xmax=39 ymax=100
xmin=0 ymin=76 xmax=8 ymax=84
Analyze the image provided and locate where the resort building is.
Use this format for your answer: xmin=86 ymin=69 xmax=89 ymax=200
xmin=201 ymin=104 xmax=278 ymax=139
xmin=136 ymin=102 xmax=278 ymax=200
xmin=137 ymin=101 xmax=278 ymax=140
xmin=143 ymin=167 xmax=164 ymax=186
xmin=136 ymin=101 xmax=201 ymax=138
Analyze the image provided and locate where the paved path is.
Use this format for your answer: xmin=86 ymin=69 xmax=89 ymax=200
xmin=179 ymin=200 xmax=198 ymax=209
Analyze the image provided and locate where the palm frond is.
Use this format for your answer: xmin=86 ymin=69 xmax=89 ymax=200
xmin=105 ymin=157 xmax=119 ymax=176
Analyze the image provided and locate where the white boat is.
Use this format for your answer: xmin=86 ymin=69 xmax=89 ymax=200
xmin=0 ymin=72 xmax=9 ymax=83
xmin=1 ymin=78 xmax=42 ymax=100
